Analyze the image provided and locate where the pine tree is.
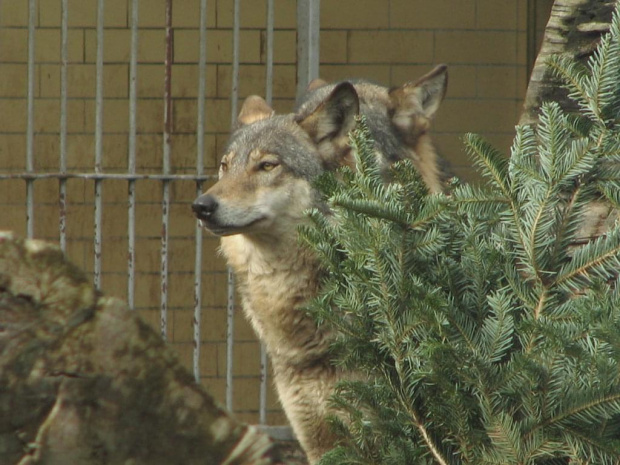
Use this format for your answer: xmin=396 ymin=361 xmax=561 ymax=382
xmin=300 ymin=4 xmax=620 ymax=464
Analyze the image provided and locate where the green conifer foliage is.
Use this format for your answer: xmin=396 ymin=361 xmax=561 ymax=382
xmin=300 ymin=4 xmax=620 ymax=464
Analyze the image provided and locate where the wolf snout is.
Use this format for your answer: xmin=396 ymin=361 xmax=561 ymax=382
xmin=192 ymin=194 xmax=219 ymax=221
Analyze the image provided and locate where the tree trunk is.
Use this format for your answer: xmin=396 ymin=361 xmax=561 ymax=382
xmin=520 ymin=0 xmax=617 ymax=126
xmin=0 ymin=232 xmax=288 ymax=465
xmin=520 ymin=0 xmax=619 ymax=240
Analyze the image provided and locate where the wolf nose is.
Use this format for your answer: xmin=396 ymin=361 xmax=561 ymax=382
xmin=192 ymin=194 xmax=219 ymax=221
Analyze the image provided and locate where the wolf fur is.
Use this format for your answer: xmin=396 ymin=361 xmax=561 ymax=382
xmin=192 ymin=65 xmax=448 ymax=463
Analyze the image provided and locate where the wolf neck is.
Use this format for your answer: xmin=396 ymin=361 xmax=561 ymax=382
xmin=220 ymin=232 xmax=328 ymax=365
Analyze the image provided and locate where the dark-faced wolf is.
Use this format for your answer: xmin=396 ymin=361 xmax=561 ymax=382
xmin=193 ymin=65 xmax=448 ymax=464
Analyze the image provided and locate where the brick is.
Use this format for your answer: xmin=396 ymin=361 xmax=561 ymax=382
xmin=516 ymin=65 xmax=527 ymax=100
xmin=34 ymin=29 xmax=84 ymax=64
xmin=0 ymin=135 xmax=27 ymax=170
xmin=477 ymin=0 xmax=519 ymax=30
xmin=1 ymin=0 xmax=30 ymax=26
xmin=477 ymin=66 xmax=519 ymax=99
xmin=65 ymin=178 xmax=88 ymax=203
xmin=231 ymin=377 xmax=264 ymax=412
xmin=101 ymin=134 xmax=130 ymax=169
xmin=84 ymin=29 xmax=165 ymax=63
xmin=390 ymin=0 xmax=475 ymax=29
xmin=0 ymin=65 xmax=27 ymax=97
xmin=200 ymin=307 xmax=227 ymax=341
xmin=168 ymin=239 xmax=201 ymax=274
xmin=136 ymin=64 xmax=163 ymax=98
xmin=0 ymin=29 xmax=28 ymax=62
xmin=435 ymin=31 xmax=517 ymax=65
xmin=135 ymin=134 xmax=164 ymax=170
xmin=64 ymin=203 xmax=94 ymax=238
xmin=167 ymin=203 xmax=196 ymax=238
xmin=517 ymin=31 xmax=527 ymax=65
xmin=39 ymin=0 xmax=128 ymax=28
xmin=348 ymin=31 xmax=434 ymax=64
xmin=1 ymin=208 xmax=27 ymax=237
xmin=216 ymin=341 xmax=262 ymax=376
xmin=0 ymin=99 xmax=27 ymax=132
xmin=174 ymin=29 xmax=261 ymax=64
xmin=173 ymin=342 xmax=218 ymax=376
xmin=41 ymin=64 xmax=128 ymax=98
xmin=169 ymin=133 xmax=219 ymax=171
xmin=217 ymin=64 xmax=296 ymax=99
xmin=318 ymin=64 xmax=390 ymax=86
xmin=216 ymin=0 xmax=296 ymax=29
xmin=321 ymin=0 xmax=389 ymax=29
xmin=65 ymin=134 xmax=95 ymax=169
xmin=134 ymin=271 xmax=161 ymax=308
xmin=203 ymin=99 xmax=232 ymax=133
xmin=170 ymin=64 xmax=217 ymax=98
xmin=134 ymin=0 xmax=216 ymax=28
xmin=434 ymin=98 xmax=518 ymax=134
xmin=200 ymin=271 xmax=229 ymax=307
xmin=99 ymin=234 xmax=129 ymax=271
xmin=268 ymin=30 xmax=296 ymax=64
xmin=320 ymin=31 xmax=347 ymax=64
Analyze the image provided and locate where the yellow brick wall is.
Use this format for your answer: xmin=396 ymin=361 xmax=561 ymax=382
xmin=0 ymin=0 xmax=553 ymax=425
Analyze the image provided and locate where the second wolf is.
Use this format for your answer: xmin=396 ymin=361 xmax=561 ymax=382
xmin=193 ymin=65 xmax=448 ymax=463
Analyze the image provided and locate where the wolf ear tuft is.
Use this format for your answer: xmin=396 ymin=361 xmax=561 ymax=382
xmin=237 ymin=95 xmax=274 ymax=126
xmin=390 ymin=64 xmax=448 ymax=123
xmin=296 ymin=82 xmax=360 ymax=145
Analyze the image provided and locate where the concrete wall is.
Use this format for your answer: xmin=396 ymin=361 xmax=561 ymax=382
xmin=0 ymin=0 xmax=553 ymax=424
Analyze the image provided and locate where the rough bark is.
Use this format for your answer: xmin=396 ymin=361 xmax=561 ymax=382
xmin=520 ymin=0 xmax=617 ymax=126
xmin=0 ymin=232 xmax=286 ymax=465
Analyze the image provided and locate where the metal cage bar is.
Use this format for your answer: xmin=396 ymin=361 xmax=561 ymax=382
xmin=59 ymin=0 xmax=68 ymax=252
xmin=26 ymin=0 xmax=36 ymax=239
xmin=259 ymin=0 xmax=275 ymax=426
xmin=127 ymin=0 xmax=139 ymax=310
xmin=93 ymin=0 xmax=105 ymax=290
xmin=226 ymin=0 xmax=241 ymax=414
xmin=160 ymin=0 xmax=173 ymax=341
xmin=194 ymin=0 xmax=209 ymax=384
xmin=296 ymin=0 xmax=320 ymax=102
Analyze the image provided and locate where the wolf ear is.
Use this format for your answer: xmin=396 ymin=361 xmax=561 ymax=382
xmin=237 ymin=95 xmax=274 ymax=126
xmin=390 ymin=64 xmax=448 ymax=124
xmin=296 ymin=82 xmax=360 ymax=146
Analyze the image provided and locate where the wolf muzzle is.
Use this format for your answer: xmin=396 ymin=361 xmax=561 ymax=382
xmin=192 ymin=194 xmax=218 ymax=222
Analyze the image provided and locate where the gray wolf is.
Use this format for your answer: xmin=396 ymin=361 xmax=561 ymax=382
xmin=192 ymin=65 xmax=448 ymax=463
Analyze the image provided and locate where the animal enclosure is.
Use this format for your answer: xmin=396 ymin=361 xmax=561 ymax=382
xmin=0 ymin=0 xmax=552 ymax=426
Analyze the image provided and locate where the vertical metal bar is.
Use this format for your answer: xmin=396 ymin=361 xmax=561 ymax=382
xmin=26 ymin=0 xmax=36 ymax=239
xmin=161 ymin=0 xmax=173 ymax=341
xmin=226 ymin=0 xmax=241 ymax=413
xmin=193 ymin=0 xmax=208 ymax=384
xmin=259 ymin=0 xmax=275 ymax=426
xmin=127 ymin=0 xmax=139 ymax=310
xmin=59 ymin=0 xmax=68 ymax=251
xmin=296 ymin=0 xmax=320 ymax=101
xmin=94 ymin=0 xmax=105 ymax=290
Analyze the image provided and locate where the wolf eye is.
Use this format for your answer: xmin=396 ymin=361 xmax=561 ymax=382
xmin=258 ymin=161 xmax=278 ymax=171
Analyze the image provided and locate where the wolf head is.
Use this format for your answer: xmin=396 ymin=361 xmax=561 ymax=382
xmin=192 ymin=65 xmax=448 ymax=238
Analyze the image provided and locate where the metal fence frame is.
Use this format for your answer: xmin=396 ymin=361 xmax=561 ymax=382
xmin=0 ymin=0 xmax=320 ymax=425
